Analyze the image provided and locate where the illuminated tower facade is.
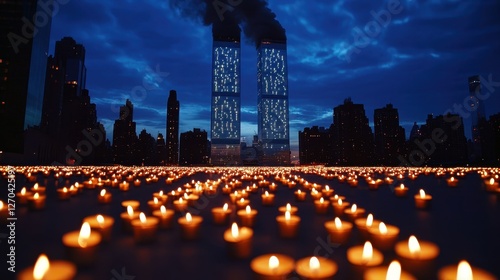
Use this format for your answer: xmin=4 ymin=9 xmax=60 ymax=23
xmin=468 ymin=75 xmax=486 ymax=159
xmin=257 ymin=40 xmax=290 ymax=165
xmin=166 ymin=89 xmax=179 ymax=165
xmin=210 ymin=33 xmax=241 ymax=166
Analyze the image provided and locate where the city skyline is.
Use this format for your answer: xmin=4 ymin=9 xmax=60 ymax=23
xmin=43 ymin=0 xmax=500 ymax=156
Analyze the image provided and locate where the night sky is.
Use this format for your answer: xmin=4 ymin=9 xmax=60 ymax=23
xmin=48 ymin=0 xmax=500 ymax=156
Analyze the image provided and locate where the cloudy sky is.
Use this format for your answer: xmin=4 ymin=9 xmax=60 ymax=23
xmin=48 ymin=0 xmax=500 ymax=155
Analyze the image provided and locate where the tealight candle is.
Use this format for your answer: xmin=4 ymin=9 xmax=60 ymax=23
xmin=314 ymin=197 xmax=329 ymax=214
xmin=344 ymin=204 xmax=366 ymax=221
xmin=173 ymin=197 xmax=188 ymax=213
xmin=250 ymin=254 xmax=295 ymax=280
xmin=30 ymin=183 xmax=46 ymax=194
xmin=324 ymin=217 xmax=353 ymax=244
xmin=84 ymin=179 xmax=95 ymax=189
xmin=237 ymin=205 xmax=258 ymax=227
xmin=294 ymin=189 xmax=306 ymax=202
xmin=368 ymin=222 xmax=400 ymax=251
xmin=310 ymin=189 xmax=322 ymax=200
xmin=222 ymin=185 xmax=233 ymax=194
xmin=27 ymin=193 xmax=46 ymax=210
xmin=269 ymin=182 xmax=278 ymax=192
xmin=98 ymin=189 xmax=112 ymax=204
xmin=354 ymin=213 xmax=380 ymax=240
xmin=224 ymin=223 xmax=253 ymax=258
xmin=121 ymin=200 xmax=139 ymax=210
xmin=236 ymin=197 xmax=250 ymax=209
xmin=261 ymin=191 xmax=275 ymax=206
xmin=62 ymin=222 xmax=101 ymax=266
xmin=152 ymin=205 xmax=175 ymax=229
xmin=212 ymin=203 xmax=232 ymax=225
xmin=111 ymin=178 xmax=119 ymax=187
xmin=131 ymin=212 xmax=159 ymax=243
xmin=321 ymin=185 xmax=334 ymax=197
xmin=414 ymin=189 xmax=432 ymax=209
xmin=120 ymin=205 xmax=140 ymax=232
xmin=83 ymin=214 xmax=114 ymax=241
xmin=438 ymin=260 xmax=497 ymax=280
xmin=178 ymin=212 xmax=203 ymax=240
xmin=329 ymin=194 xmax=346 ymax=204
xmin=394 ymin=184 xmax=409 ymax=197
xmin=296 ymin=256 xmax=338 ymax=280
xmin=153 ymin=190 xmax=168 ymax=203
xmin=133 ymin=179 xmax=141 ymax=187
xmin=332 ymin=198 xmax=350 ymax=216
xmin=147 ymin=197 xmax=163 ymax=212
xmin=18 ymin=254 xmax=76 ymax=280
xmin=347 ymin=241 xmax=384 ymax=277
xmin=0 ymin=200 xmax=8 ymax=220
xmin=446 ymin=177 xmax=458 ymax=187
xmin=68 ymin=185 xmax=78 ymax=196
xmin=484 ymin=178 xmax=499 ymax=192
xmin=16 ymin=187 xmax=31 ymax=205
xmin=96 ymin=178 xmax=104 ymax=188
xmin=276 ymin=211 xmax=301 ymax=238
xmin=395 ymin=235 xmax=440 ymax=279
xmin=119 ymin=181 xmax=129 ymax=191
xmin=186 ymin=193 xmax=199 ymax=206
xmin=278 ymin=203 xmax=298 ymax=215
xmin=364 ymin=260 xmax=416 ymax=280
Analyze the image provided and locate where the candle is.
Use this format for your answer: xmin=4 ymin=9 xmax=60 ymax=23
xmin=364 ymin=260 xmax=416 ymax=280
xmin=395 ymin=184 xmax=409 ymax=197
xmin=367 ymin=180 xmax=380 ymax=190
xmin=111 ymin=178 xmax=119 ymax=187
xmin=310 ymin=189 xmax=323 ymax=201
xmin=222 ymin=184 xmax=232 ymax=194
xmin=324 ymin=217 xmax=353 ymax=244
xmin=484 ymin=178 xmax=499 ymax=192
xmin=276 ymin=211 xmax=301 ymax=238
xmin=147 ymin=197 xmax=163 ymax=212
xmin=178 ymin=212 xmax=203 ymax=240
xmin=250 ymin=254 xmax=295 ymax=280
xmin=295 ymin=256 xmax=338 ymax=280
xmin=395 ymin=235 xmax=440 ymax=279
xmin=224 ymin=223 xmax=253 ymax=258
xmin=17 ymin=254 xmax=76 ymax=280
xmin=321 ymin=185 xmax=334 ymax=197
xmin=153 ymin=190 xmax=168 ymax=203
xmin=152 ymin=205 xmax=175 ymax=229
xmin=332 ymin=198 xmax=350 ymax=216
xmin=368 ymin=222 xmax=400 ymax=251
xmin=294 ymin=189 xmax=306 ymax=202
xmin=354 ymin=213 xmax=380 ymax=240
xmin=27 ymin=193 xmax=46 ymax=211
xmin=269 ymin=182 xmax=278 ymax=192
xmin=414 ymin=189 xmax=432 ymax=209
xmin=314 ymin=197 xmax=329 ymax=214
xmin=30 ymin=183 xmax=46 ymax=195
xmin=120 ymin=205 xmax=140 ymax=232
xmin=446 ymin=176 xmax=458 ymax=187
xmin=83 ymin=214 xmax=114 ymax=241
xmin=84 ymin=179 xmax=95 ymax=189
xmin=98 ymin=189 xmax=112 ymax=204
xmin=96 ymin=178 xmax=104 ymax=188
xmin=121 ymin=200 xmax=139 ymax=210
xmin=278 ymin=203 xmax=298 ymax=215
xmin=186 ymin=193 xmax=199 ymax=206
xmin=131 ymin=212 xmax=159 ymax=243
xmin=344 ymin=204 xmax=366 ymax=221
xmin=173 ymin=197 xmax=188 ymax=213
xmin=438 ymin=260 xmax=497 ymax=280
xmin=68 ymin=185 xmax=78 ymax=196
xmin=230 ymin=191 xmax=240 ymax=204
xmin=212 ymin=203 xmax=232 ymax=225
xmin=0 ymin=200 xmax=8 ymax=220
xmin=261 ymin=191 xmax=275 ymax=206
xmin=119 ymin=181 xmax=129 ymax=191
xmin=133 ymin=179 xmax=141 ymax=187
xmin=17 ymin=187 xmax=31 ymax=205
xmin=237 ymin=205 xmax=258 ymax=227
xmin=329 ymin=194 xmax=346 ymax=204
xmin=347 ymin=241 xmax=384 ymax=276
xmin=236 ymin=197 xmax=250 ymax=209
xmin=62 ymin=222 xmax=101 ymax=266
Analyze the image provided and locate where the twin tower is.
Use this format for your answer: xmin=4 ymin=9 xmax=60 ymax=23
xmin=210 ymin=34 xmax=290 ymax=166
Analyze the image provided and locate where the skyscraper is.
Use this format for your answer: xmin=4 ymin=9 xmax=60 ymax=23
xmin=299 ymin=126 xmax=331 ymax=165
xmin=166 ymin=90 xmax=179 ymax=165
xmin=113 ymin=99 xmax=137 ymax=165
xmin=374 ymin=104 xmax=405 ymax=166
xmin=257 ymin=39 xmax=290 ymax=165
xmin=0 ymin=0 xmax=52 ymax=158
xmin=210 ymin=26 xmax=241 ymax=166
xmin=468 ymin=75 xmax=486 ymax=160
xmin=180 ymin=128 xmax=209 ymax=166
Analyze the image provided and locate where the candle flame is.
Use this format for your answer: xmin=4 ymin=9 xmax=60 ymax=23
xmin=186 ymin=212 xmax=192 ymax=222
xmin=366 ymin=214 xmax=373 ymax=227
xmin=386 ymin=261 xmax=401 ymax=280
xmin=419 ymin=189 xmax=426 ymax=198
xmin=223 ymin=203 xmax=228 ymax=211
xmin=139 ymin=212 xmax=146 ymax=223
xmin=21 ymin=187 xmax=26 ymax=195
xmin=0 ymin=201 xmax=3 ymax=210
xmin=408 ymin=235 xmax=421 ymax=255
xmin=334 ymin=194 xmax=338 ymax=200
xmin=490 ymin=178 xmax=495 ymax=185
xmin=338 ymin=198 xmax=343 ymax=205
xmin=154 ymin=197 xmax=158 ymax=204
xmin=362 ymin=241 xmax=373 ymax=262
xmin=159 ymin=190 xmax=163 ymax=196
xmin=160 ymin=205 xmax=166 ymax=215
xmin=379 ymin=222 xmax=388 ymax=235
xmin=63 ymin=187 xmax=68 ymax=193
xmin=78 ymin=222 xmax=91 ymax=248
xmin=351 ymin=204 xmax=357 ymax=213
xmin=309 ymin=256 xmax=320 ymax=270
xmin=184 ymin=193 xmax=188 ymax=199
xmin=240 ymin=198 xmax=245 ymax=203
xmin=265 ymin=191 xmax=269 ymax=197
xmin=100 ymin=189 xmax=106 ymax=196
xmin=451 ymin=177 xmax=455 ymax=182
xmin=179 ymin=197 xmax=184 ymax=203
xmin=334 ymin=217 xmax=342 ymax=229
xmin=298 ymin=189 xmax=302 ymax=194
xmin=285 ymin=211 xmax=291 ymax=221
xmin=269 ymin=256 xmax=279 ymax=270
xmin=127 ymin=205 xmax=134 ymax=217
xmin=97 ymin=214 xmax=104 ymax=226
xmin=34 ymin=183 xmax=39 ymax=189
xmin=231 ymin=222 xmax=239 ymax=238
xmin=325 ymin=185 xmax=330 ymax=191
xmin=400 ymin=184 xmax=405 ymax=189
xmin=286 ymin=203 xmax=291 ymax=212
xmin=457 ymin=260 xmax=473 ymax=280
xmin=34 ymin=193 xmax=39 ymax=200
xmin=246 ymin=205 xmax=251 ymax=214
xmin=33 ymin=254 xmax=50 ymax=280
xmin=320 ymin=197 xmax=324 ymax=203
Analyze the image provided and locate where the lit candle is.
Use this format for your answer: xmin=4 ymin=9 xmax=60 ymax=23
xmin=414 ymin=189 xmax=432 ymax=209
xmin=111 ymin=178 xmax=119 ymax=188
xmin=119 ymin=181 xmax=129 ymax=191
xmin=236 ymin=197 xmax=250 ymax=209
xmin=332 ymin=198 xmax=350 ymax=216
xmin=173 ymin=197 xmax=188 ymax=213
xmin=324 ymin=217 xmax=353 ymax=244
xmin=395 ymin=184 xmax=409 ymax=197
xmin=27 ymin=193 xmax=46 ymax=211
xmin=261 ymin=191 xmax=275 ymax=206
xmin=438 ymin=260 xmax=497 ymax=280
xmin=395 ymin=235 xmax=440 ymax=279
xmin=84 ymin=179 xmax=95 ymax=189
xmin=98 ymin=189 xmax=112 ymax=204
xmin=278 ymin=203 xmax=298 ymax=215
xmin=329 ymin=194 xmax=346 ymax=203
xmin=347 ymin=241 xmax=384 ymax=270
xmin=178 ymin=212 xmax=203 ymax=240
xmin=30 ymin=183 xmax=46 ymax=195
xmin=0 ymin=200 xmax=8 ymax=220
xmin=296 ymin=256 xmax=338 ymax=280
xmin=133 ymin=179 xmax=141 ymax=187
xmin=96 ymin=178 xmax=104 ymax=188
xmin=276 ymin=211 xmax=301 ymax=238
xmin=224 ymin=222 xmax=253 ymax=258
xmin=16 ymin=187 xmax=31 ymax=205
xmin=147 ymin=197 xmax=163 ymax=212
xmin=446 ymin=176 xmax=458 ymax=187
xmin=68 ymin=185 xmax=78 ymax=196
xmin=131 ymin=212 xmax=159 ymax=243
xmin=250 ymin=254 xmax=295 ymax=280
xmin=484 ymin=178 xmax=499 ymax=192
xmin=354 ymin=213 xmax=380 ymax=240
xmin=153 ymin=190 xmax=168 ymax=203
xmin=120 ymin=205 xmax=139 ymax=232
xmin=367 ymin=179 xmax=380 ymax=190
xmin=310 ymin=188 xmax=323 ymax=200
xmin=62 ymin=222 xmax=101 ymax=266
xmin=314 ymin=197 xmax=329 ymax=214
xmin=186 ymin=193 xmax=199 ymax=206
xmin=230 ymin=191 xmax=240 ymax=204
xmin=222 ymin=184 xmax=232 ymax=194
xmin=121 ymin=200 xmax=139 ymax=210
xmin=368 ymin=222 xmax=400 ymax=251
xmin=344 ymin=203 xmax=366 ymax=221
xmin=83 ymin=214 xmax=114 ymax=241
xmin=269 ymin=182 xmax=278 ymax=192
xmin=364 ymin=260 xmax=416 ymax=280
xmin=212 ymin=203 xmax=232 ymax=225
xmin=152 ymin=205 xmax=175 ymax=229
xmin=321 ymin=185 xmax=334 ymax=197
xmin=237 ymin=205 xmax=258 ymax=227
xmin=18 ymin=254 xmax=76 ymax=280
xmin=294 ymin=189 xmax=307 ymax=202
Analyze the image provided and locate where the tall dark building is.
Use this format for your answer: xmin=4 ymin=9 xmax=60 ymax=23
xmin=113 ymin=99 xmax=137 ymax=165
xmin=374 ymin=104 xmax=406 ymax=166
xmin=166 ymin=90 xmax=179 ymax=165
xmin=468 ymin=75 xmax=486 ymax=161
xmin=478 ymin=113 xmax=500 ymax=165
xmin=298 ymin=126 xmax=331 ymax=165
xmin=156 ymin=133 xmax=167 ymax=165
xmin=0 ymin=0 xmax=52 ymax=160
xmin=179 ymin=128 xmax=209 ymax=166
xmin=330 ymin=98 xmax=374 ymax=166
xmin=136 ymin=129 xmax=156 ymax=166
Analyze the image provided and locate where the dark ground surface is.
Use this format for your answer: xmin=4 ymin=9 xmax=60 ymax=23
xmin=1 ymin=167 xmax=499 ymax=280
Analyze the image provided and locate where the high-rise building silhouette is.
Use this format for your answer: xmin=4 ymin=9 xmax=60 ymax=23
xmin=156 ymin=133 xmax=167 ymax=165
xmin=210 ymin=27 xmax=241 ymax=166
xmin=330 ymin=98 xmax=374 ymax=166
xmin=136 ymin=129 xmax=156 ymax=165
xmin=166 ymin=90 xmax=179 ymax=165
xmin=113 ymin=99 xmax=137 ymax=165
xmin=374 ymin=104 xmax=405 ymax=166
xmin=478 ymin=113 xmax=500 ymax=165
xmin=468 ymin=75 xmax=486 ymax=160
xmin=257 ymin=39 xmax=290 ymax=165
xmin=0 ymin=0 xmax=52 ymax=159
xmin=180 ymin=128 xmax=209 ymax=166
xmin=299 ymin=126 xmax=331 ymax=165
